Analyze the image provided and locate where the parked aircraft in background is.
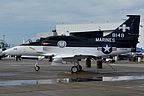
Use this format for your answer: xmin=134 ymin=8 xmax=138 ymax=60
xmin=4 ymin=15 xmax=140 ymax=73
xmin=0 ymin=40 xmax=9 ymax=59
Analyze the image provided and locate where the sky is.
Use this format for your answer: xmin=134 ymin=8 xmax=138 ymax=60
xmin=0 ymin=0 xmax=144 ymax=46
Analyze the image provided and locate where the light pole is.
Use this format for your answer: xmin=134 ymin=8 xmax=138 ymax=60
xmin=3 ymin=35 xmax=5 ymax=41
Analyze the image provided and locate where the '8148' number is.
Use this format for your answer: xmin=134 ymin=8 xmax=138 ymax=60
xmin=112 ymin=33 xmax=125 ymax=38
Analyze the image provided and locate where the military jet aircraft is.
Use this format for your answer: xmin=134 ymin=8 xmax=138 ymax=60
xmin=0 ymin=40 xmax=9 ymax=59
xmin=4 ymin=15 xmax=140 ymax=73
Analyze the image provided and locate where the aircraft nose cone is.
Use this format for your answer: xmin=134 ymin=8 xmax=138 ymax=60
xmin=2 ymin=46 xmax=19 ymax=56
xmin=3 ymin=48 xmax=12 ymax=55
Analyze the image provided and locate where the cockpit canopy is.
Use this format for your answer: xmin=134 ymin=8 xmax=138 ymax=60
xmin=24 ymin=37 xmax=40 ymax=44
xmin=24 ymin=36 xmax=88 ymax=44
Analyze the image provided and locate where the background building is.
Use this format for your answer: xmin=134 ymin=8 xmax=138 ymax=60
xmin=56 ymin=22 xmax=144 ymax=49
xmin=37 ymin=21 xmax=144 ymax=50
xmin=37 ymin=31 xmax=57 ymax=38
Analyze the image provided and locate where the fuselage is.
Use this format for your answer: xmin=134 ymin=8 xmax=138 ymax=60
xmin=4 ymin=36 xmax=133 ymax=58
xmin=4 ymin=46 xmax=43 ymax=56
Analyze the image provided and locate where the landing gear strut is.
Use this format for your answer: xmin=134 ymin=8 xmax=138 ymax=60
xmin=34 ymin=56 xmax=45 ymax=71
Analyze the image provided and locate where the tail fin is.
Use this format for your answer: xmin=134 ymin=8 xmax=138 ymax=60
xmin=105 ymin=15 xmax=140 ymax=48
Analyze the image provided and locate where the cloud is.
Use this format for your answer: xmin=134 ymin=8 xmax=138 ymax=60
xmin=0 ymin=0 xmax=144 ymax=45
xmin=1 ymin=0 xmax=144 ymax=23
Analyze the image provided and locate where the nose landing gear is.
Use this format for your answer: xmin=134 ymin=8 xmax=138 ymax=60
xmin=35 ymin=65 xmax=40 ymax=71
xmin=34 ymin=56 xmax=45 ymax=71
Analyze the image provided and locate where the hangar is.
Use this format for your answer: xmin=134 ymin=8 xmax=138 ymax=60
xmin=56 ymin=22 xmax=144 ymax=49
xmin=56 ymin=23 xmax=119 ymax=38
xmin=37 ymin=21 xmax=144 ymax=55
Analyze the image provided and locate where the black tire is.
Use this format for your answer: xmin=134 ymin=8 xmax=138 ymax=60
xmin=112 ymin=60 xmax=115 ymax=63
xmin=35 ymin=65 xmax=40 ymax=71
xmin=71 ymin=66 xmax=78 ymax=73
xmin=108 ymin=60 xmax=111 ymax=63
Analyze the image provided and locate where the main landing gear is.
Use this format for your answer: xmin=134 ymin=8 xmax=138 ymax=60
xmin=71 ymin=61 xmax=82 ymax=73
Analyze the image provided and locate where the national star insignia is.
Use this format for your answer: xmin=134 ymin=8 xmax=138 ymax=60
xmin=103 ymin=45 xmax=111 ymax=52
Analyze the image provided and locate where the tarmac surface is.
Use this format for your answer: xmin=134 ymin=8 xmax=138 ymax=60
xmin=0 ymin=58 xmax=144 ymax=96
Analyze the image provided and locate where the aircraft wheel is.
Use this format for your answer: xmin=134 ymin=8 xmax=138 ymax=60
xmin=71 ymin=66 xmax=78 ymax=73
xmin=35 ymin=65 xmax=40 ymax=71
xmin=108 ymin=60 xmax=111 ymax=63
